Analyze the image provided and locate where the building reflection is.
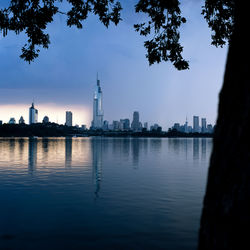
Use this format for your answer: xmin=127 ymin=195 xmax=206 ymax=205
xmin=132 ymin=139 xmax=140 ymax=167
xmin=91 ymin=138 xmax=102 ymax=198
xmin=18 ymin=138 xmax=25 ymax=155
xmin=168 ymin=138 xmax=180 ymax=155
xmin=65 ymin=137 xmax=72 ymax=168
xmin=28 ymin=138 xmax=37 ymax=173
xmin=193 ymin=138 xmax=199 ymax=161
xmin=42 ymin=138 xmax=49 ymax=162
xmin=201 ymin=138 xmax=206 ymax=160
xmin=9 ymin=138 xmax=15 ymax=154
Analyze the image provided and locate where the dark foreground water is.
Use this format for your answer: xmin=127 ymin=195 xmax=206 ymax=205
xmin=0 ymin=137 xmax=212 ymax=250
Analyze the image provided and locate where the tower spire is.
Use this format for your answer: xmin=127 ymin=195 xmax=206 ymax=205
xmin=97 ymin=72 xmax=100 ymax=87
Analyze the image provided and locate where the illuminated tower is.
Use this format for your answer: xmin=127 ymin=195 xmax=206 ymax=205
xmin=92 ymin=75 xmax=104 ymax=129
xmin=29 ymin=102 xmax=38 ymax=124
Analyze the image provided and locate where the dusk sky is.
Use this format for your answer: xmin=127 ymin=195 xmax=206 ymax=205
xmin=0 ymin=0 xmax=227 ymax=129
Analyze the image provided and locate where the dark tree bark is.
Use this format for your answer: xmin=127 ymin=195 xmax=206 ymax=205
xmin=199 ymin=1 xmax=250 ymax=249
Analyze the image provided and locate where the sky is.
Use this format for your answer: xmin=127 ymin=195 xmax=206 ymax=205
xmin=0 ymin=0 xmax=227 ymax=129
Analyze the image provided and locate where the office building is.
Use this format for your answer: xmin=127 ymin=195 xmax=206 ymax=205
xmin=65 ymin=111 xmax=72 ymax=126
xmin=119 ymin=119 xmax=130 ymax=131
xmin=150 ymin=123 xmax=160 ymax=131
xmin=131 ymin=111 xmax=140 ymax=131
xmin=201 ymin=118 xmax=207 ymax=133
xmin=193 ymin=116 xmax=199 ymax=132
xmin=9 ymin=117 xmax=16 ymax=124
xmin=207 ymin=124 xmax=214 ymax=133
xmin=173 ymin=123 xmax=180 ymax=131
xmin=113 ymin=121 xmax=119 ymax=130
xmin=29 ymin=102 xmax=38 ymax=124
xmin=102 ymin=120 xmax=109 ymax=131
xmin=0 ymin=120 xmax=2 ymax=125
xmin=143 ymin=122 xmax=148 ymax=131
xmin=92 ymin=75 xmax=104 ymax=129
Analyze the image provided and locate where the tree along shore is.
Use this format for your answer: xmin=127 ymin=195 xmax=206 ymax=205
xmin=0 ymin=123 xmax=213 ymax=138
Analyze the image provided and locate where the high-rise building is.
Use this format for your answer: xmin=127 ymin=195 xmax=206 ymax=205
xmin=193 ymin=116 xmax=199 ymax=132
xmin=102 ymin=120 xmax=109 ymax=131
xmin=0 ymin=120 xmax=2 ymax=125
xmin=92 ymin=75 xmax=104 ymax=129
xmin=207 ymin=124 xmax=214 ymax=133
xmin=19 ymin=116 xmax=25 ymax=124
xmin=119 ymin=119 xmax=130 ymax=131
xmin=113 ymin=121 xmax=119 ymax=130
xmin=201 ymin=118 xmax=207 ymax=133
xmin=173 ymin=123 xmax=180 ymax=131
xmin=143 ymin=122 xmax=148 ymax=131
xmin=131 ymin=111 xmax=140 ymax=131
xmin=9 ymin=117 xmax=16 ymax=124
xmin=65 ymin=111 xmax=72 ymax=126
xmin=150 ymin=123 xmax=160 ymax=131
xmin=29 ymin=102 xmax=38 ymax=124
xmin=43 ymin=116 xmax=49 ymax=124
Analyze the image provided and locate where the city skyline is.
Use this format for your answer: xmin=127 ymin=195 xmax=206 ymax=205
xmin=0 ymin=97 xmax=214 ymax=133
xmin=0 ymin=0 xmax=226 ymax=130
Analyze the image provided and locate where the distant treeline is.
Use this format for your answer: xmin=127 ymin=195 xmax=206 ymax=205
xmin=0 ymin=123 xmax=82 ymax=137
xmin=0 ymin=124 xmax=213 ymax=138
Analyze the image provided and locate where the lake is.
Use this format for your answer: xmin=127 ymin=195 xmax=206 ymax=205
xmin=0 ymin=137 xmax=212 ymax=250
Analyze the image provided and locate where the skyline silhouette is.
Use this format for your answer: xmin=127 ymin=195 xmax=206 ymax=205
xmin=0 ymin=0 xmax=226 ymax=130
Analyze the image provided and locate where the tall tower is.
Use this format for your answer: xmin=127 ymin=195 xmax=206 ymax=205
xmin=193 ymin=115 xmax=199 ymax=133
xmin=29 ymin=102 xmax=38 ymax=124
xmin=65 ymin=111 xmax=73 ymax=126
xmin=92 ymin=75 xmax=104 ymax=129
xmin=131 ymin=111 xmax=140 ymax=131
xmin=201 ymin=118 xmax=207 ymax=133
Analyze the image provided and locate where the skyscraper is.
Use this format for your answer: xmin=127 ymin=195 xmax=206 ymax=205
xmin=29 ymin=102 xmax=38 ymax=124
xmin=92 ymin=75 xmax=104 ymax=129
xmin=193 ymin=116 xmax=199 ymax=133
xmin=131 ymin=111 xmax=140 ymax=132
xmin=65 ymin=111 xmax=72 ymax=126
xmin=201 ymin=118 xmax=207 ymax=133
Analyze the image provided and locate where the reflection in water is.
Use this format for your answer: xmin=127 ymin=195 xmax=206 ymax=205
xmin=28 ymin=138 xmax=37 ymax=173
xmin=9 ymin=138 xmax=15 ymax=154
xmin=132 ymin=139 xmax=140 ymax=167
xmin=18 ymin=138 xmax=25 ymax=155
xmin=65 ymin=138 xmax=72 ymax=168
xmin=150 ymin=138 xmax=162 ymax=153
xmin=193 ymin=138 xmax=199 ymax=161
xmin=0 ymin=137 xmax=213 ymax=250
xmin=201 ymin=138 xmax=206 ymax=160
xmin=143 ymin=138 xmax=148 ymax=155
xmin=42 ymin=138 xmax=49 ymax=163
xmin=91 ymin=139 xmax=102 ymax=198
xmin=169 ymin=139 xmax=181 ymax=155
xmin=123 ymin=138 xmax=130 ymax=158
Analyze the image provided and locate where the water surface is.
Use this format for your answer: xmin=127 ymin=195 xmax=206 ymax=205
xmin=0 ymin=137 xmax=212 ymax=249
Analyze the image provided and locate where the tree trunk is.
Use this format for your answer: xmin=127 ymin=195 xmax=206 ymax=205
xmin=198 ymin=1 xmax=250 ymax=249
